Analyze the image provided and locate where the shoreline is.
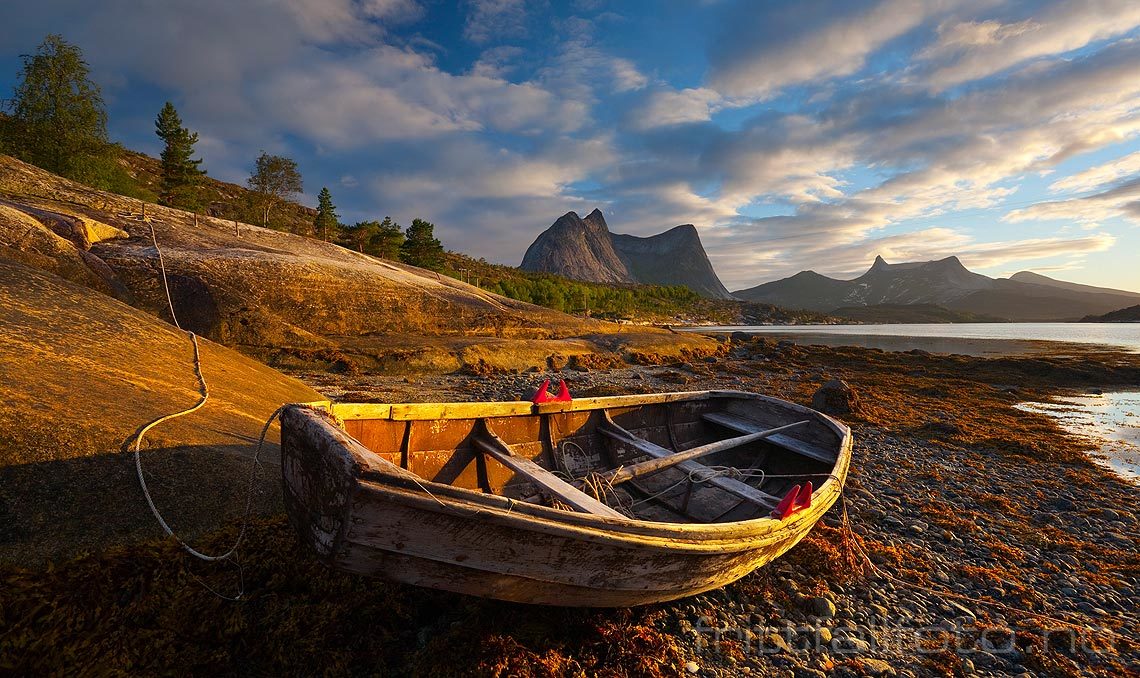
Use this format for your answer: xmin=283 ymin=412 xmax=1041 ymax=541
xmin=3 ymin=340 xmax=1139 ymax=676
xmin=677 ymin=326 xmax=1139 ymax=358
xmin=1017 ymin=388 xmax=1140 ymax=484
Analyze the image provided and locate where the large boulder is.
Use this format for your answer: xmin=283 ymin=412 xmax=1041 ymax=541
xmin=812 ymin=378 xmax=862 ymax=416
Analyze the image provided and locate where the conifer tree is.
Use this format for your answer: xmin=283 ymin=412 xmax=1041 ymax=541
xmin=313 ymin=187 xmax=339 ymax=241
xmin=372 ymin=217 xmax=405 ymax=259
xmin=337 ymin=220 xmax=380 ymax=252
xmin=7 ymin=34 xmax=109 ymax=181
xmin=399 ymin=218 xmax=445 ymax=270
xmin=154 ymin=102 xmax=205 ymax=209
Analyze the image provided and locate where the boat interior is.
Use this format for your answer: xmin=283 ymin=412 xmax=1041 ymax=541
xmin=341 ymin=395 xmax=842 ymax=524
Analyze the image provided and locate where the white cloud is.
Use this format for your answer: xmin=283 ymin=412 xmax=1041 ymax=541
xmin=252 ymin=46 xmax=586 ymax=146
xmin=538 ymin=35 xmax=649 ymax=101
xmin=1005 ymin=178 xmax=1140 ymax=225
xmin=708 ymin=0 xmax=957 ymax=98
xmin=917 ymin=0 xmax=1140 ymax=90
xmin=628 ymin=88 xmax=722 ymax=130
xmin=469 ymin=45 xmax=525 ymax=78
xmin=1049 ymin=151 xmax=1140 ymax=194
xmin=463 ymin=0 xmax=529 ymax=44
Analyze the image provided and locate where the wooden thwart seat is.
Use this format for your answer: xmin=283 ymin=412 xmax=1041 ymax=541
xmin=703 ymin=412 xmax=835 ymax=464
xmin=598 ymin=417 xmax=781 ymax=509
xmin=472 ymin=424 xmax=626 ymax=519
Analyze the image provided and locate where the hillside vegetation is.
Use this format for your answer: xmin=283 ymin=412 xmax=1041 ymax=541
xmin=1081 ymin=304 xmax=1140 ymax=322
xmin=440 ymin=251 xmax=839 ymax=325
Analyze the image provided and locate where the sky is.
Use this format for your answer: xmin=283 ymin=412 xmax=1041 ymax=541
xmin=2 ymin=0 xmax=1140 ymax=292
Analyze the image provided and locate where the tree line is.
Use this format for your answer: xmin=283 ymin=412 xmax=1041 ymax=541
xmin=0 ymin=34 xmax=447 ymax=270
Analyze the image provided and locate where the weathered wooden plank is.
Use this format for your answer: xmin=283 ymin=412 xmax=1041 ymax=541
xmin=533 ymin=390 xmax=713 ymax=414
xmin=601 ymin=420 xmax=809 ymax=485
xmin=598 ymin=420 xmax=781 ymax=509
xmin=332 ymin=403 xmax=392 ymax=420
xmin=389 ymin=402 xmax=535 ymax=420
xmin=702 ymin=412 xmax=836 ymax=464
xmin=473 ymin=428 xmax=627 ymax=519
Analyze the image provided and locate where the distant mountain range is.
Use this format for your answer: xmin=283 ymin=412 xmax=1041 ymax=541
xmin=520 ymin=209 xmax=733 ymax=299
xmin=734 ymin=255 xmax=1140 ymax=321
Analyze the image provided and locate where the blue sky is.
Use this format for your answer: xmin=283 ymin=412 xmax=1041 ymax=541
xmin=2 ymin=0 xmax=1140 ymax=291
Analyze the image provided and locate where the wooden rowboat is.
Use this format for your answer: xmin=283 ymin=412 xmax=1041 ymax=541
xmin=280 ymin=390 xmax=853 ymax=607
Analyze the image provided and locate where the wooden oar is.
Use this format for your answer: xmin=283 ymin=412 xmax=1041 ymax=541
xmin=601 ymin=419 xmax=810 ymax=486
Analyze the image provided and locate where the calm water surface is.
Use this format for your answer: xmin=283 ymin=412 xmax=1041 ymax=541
xmin=686 ymin=322 xmax=1140 ymax=356
xmin=1018 ymin=392 xmax=1140 ymax=483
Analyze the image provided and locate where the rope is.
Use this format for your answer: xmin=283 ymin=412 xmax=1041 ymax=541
xmin=130 ymin=218 xmax=284 ymax=582
xmin=149 ymin=220 xmax=180 ymax=330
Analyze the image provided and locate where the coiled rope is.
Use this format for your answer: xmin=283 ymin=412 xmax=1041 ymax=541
xmin=130 ymin=218 xmax=281 ymax=573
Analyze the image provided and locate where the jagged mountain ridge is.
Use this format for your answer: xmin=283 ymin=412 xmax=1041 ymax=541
xmin=734 ymin=255 xmax=1140 ymax=321
xmin=519 ymin=209 xmax=633 ymax=284
xmin=521 ymin=209 xmax=733 ymax=299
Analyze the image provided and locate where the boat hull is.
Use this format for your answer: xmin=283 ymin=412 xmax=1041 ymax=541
xmin=281 ymin=391 xmax=852 ymax=607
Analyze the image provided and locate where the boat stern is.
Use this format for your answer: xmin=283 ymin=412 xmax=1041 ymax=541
xmin=280 ymin=405 xmax=359 ymax=560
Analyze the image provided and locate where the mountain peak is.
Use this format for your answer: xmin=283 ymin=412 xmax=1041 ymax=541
xmin=870 ymin=255 xmax=889 ymax=271
xmin=521 ymin=212 xmax=732 ymax=298
xmin=583 ymin=208 xmax=608 ymax=231
xmin=521 ymin=210 xmax=632 ymax=283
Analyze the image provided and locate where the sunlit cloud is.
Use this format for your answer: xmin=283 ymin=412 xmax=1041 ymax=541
xmin=1049 ymin=151 xmax=1140 ymax=194
xmin=916 ymin=0 xmax=1140 ymax=90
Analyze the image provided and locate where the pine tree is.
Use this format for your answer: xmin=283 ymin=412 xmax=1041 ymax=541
xmin=154 ymin=102 xmax=205 ymax=209
xmin=7 ymin=34 xmax=109 ymax=181
xmin=247 ymin=152 xmax=302 ymax=229
xmin=371 ymin=217 xmax=404 ymax=259
xmin=313 ymin=187 xmax=339 ymax=241
xmin=399 ymin=218 xmax=444 ymax=270
xmin=337 ymin=220 xmax=380 ymax=252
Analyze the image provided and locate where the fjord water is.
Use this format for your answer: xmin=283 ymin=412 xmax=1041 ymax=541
xmin=695 ymin=322 xmax=1140 ymax=356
